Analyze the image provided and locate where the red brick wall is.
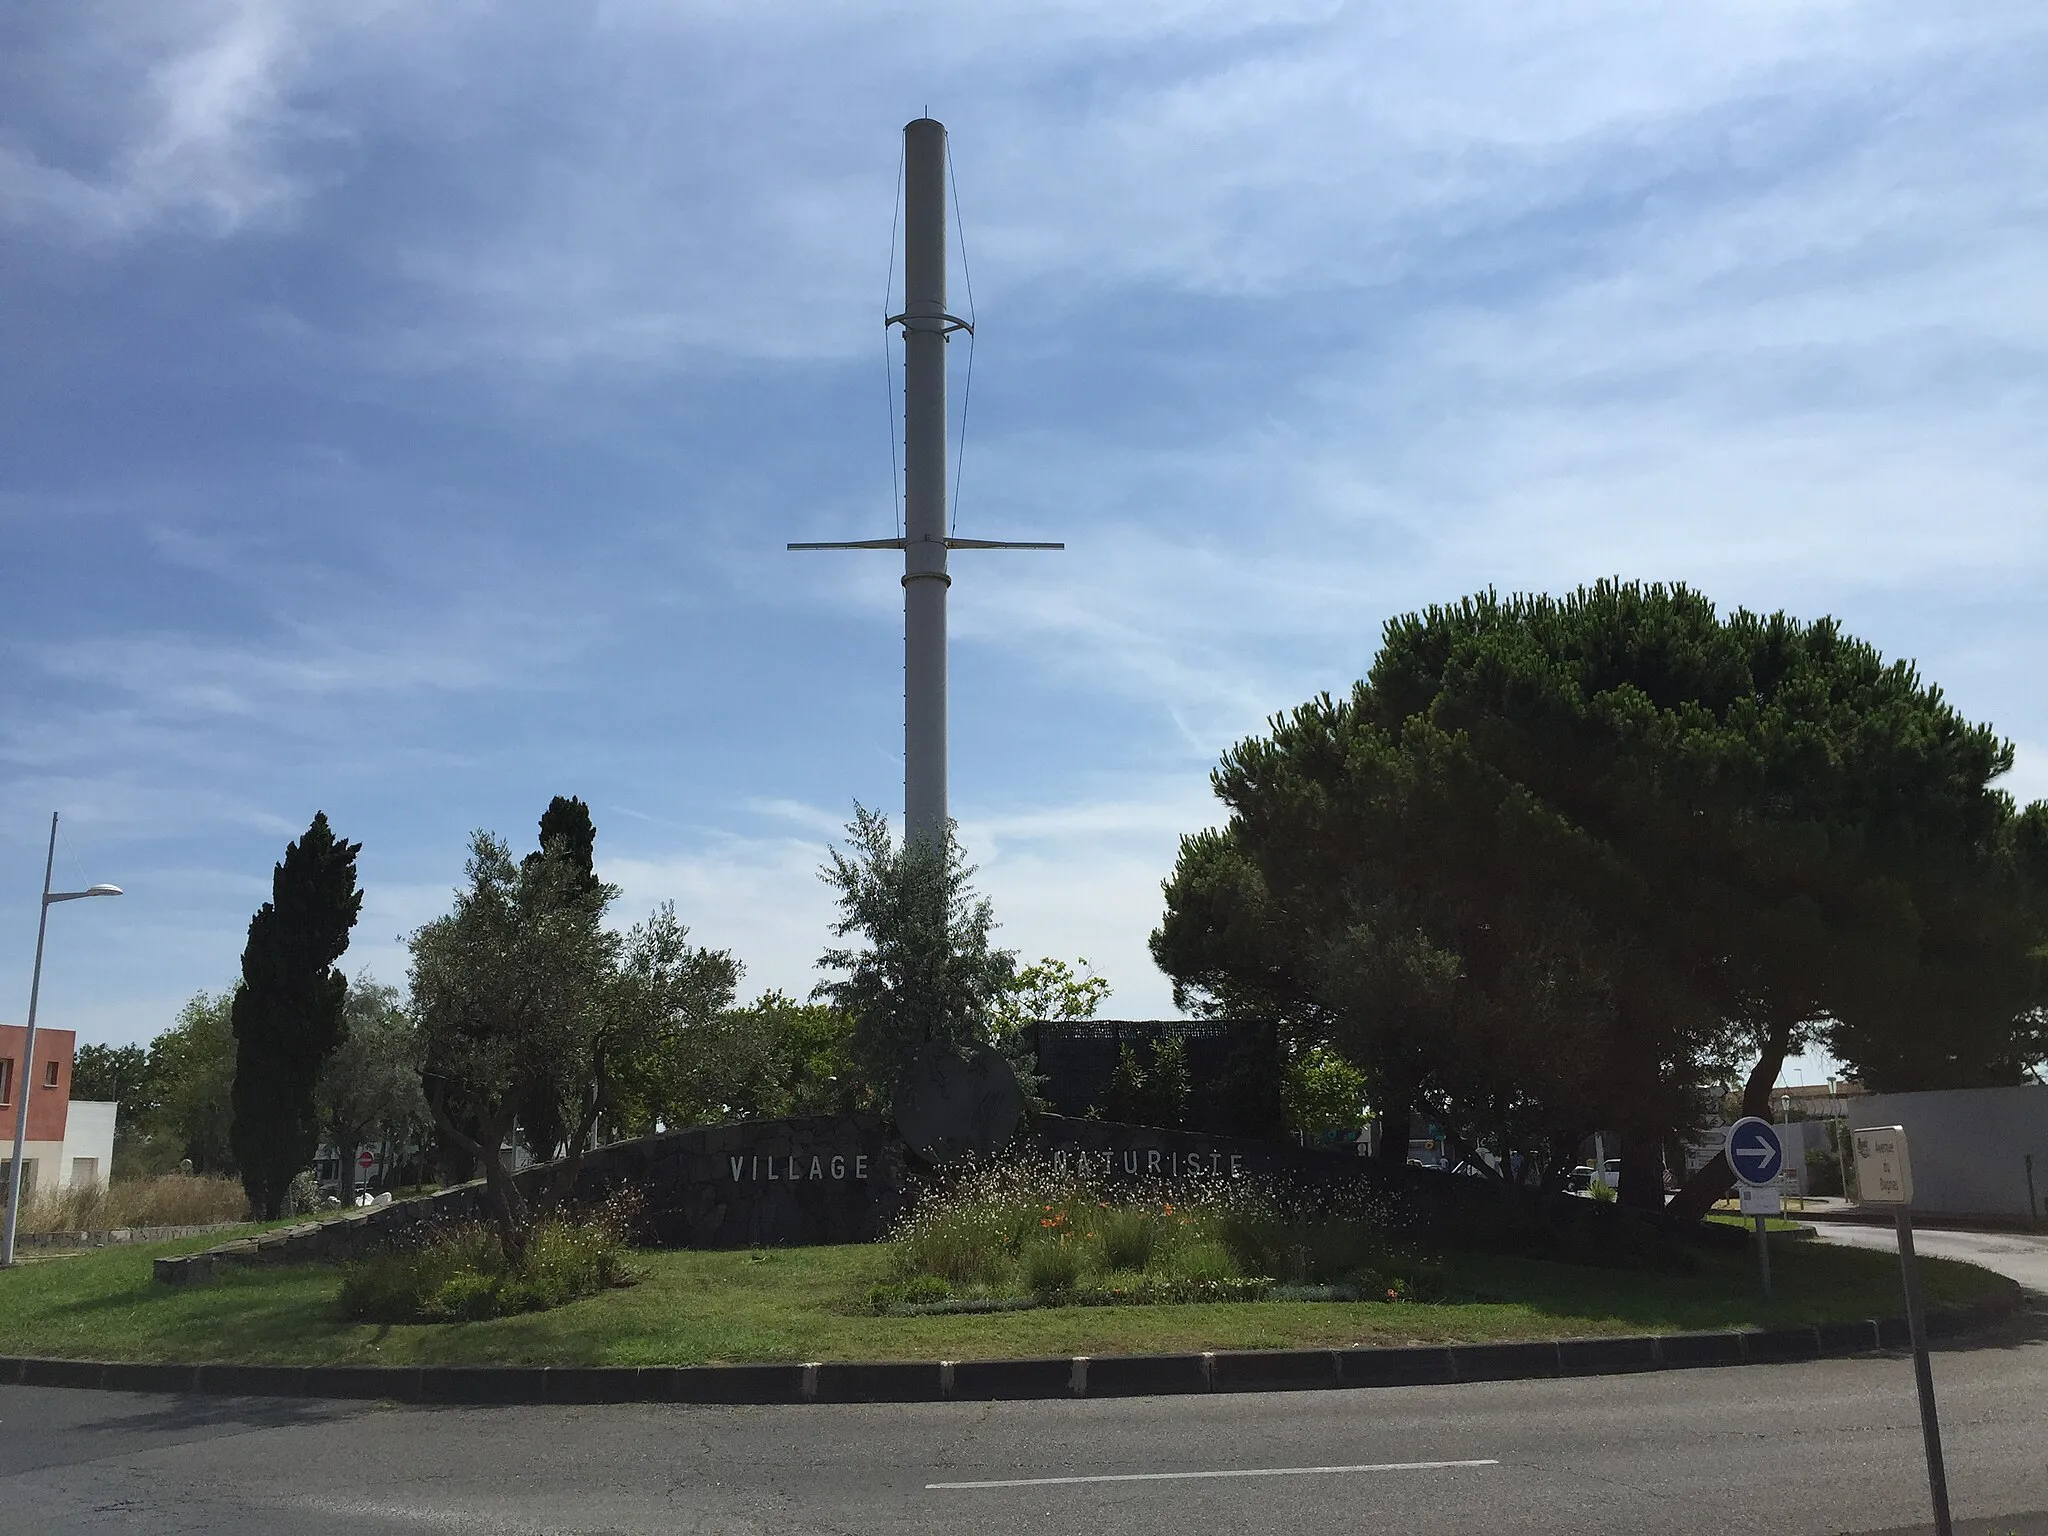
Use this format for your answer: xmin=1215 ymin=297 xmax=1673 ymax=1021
xmin=0 ymin=1025 xmax=73 ymax=1142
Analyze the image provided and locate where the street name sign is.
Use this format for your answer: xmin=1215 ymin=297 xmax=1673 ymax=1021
xmin=1725 ymin=1116 xmax=1784 ymax=1186
xmin=1852 ymin=1125 xmax=1914 ymax=1205
xmin=1849 ymin=1124 xmax=1948 ymax=1534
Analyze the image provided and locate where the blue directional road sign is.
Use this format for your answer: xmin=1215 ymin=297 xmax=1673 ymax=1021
xmin=1726 ymin=1116 xmax=1785 ymax=1187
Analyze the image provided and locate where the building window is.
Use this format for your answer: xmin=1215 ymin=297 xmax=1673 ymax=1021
xmin=43 ymin=1060 xmax=59 ymax=1089
xmin=71 ymin=1157 xmax=99 ymax=1188
xmin=0 ymin=1057 xmax=11 ymax=1106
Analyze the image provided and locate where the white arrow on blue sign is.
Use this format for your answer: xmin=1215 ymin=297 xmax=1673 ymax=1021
xmin=1725 ymin=1116 xmax=1785 ymax=1186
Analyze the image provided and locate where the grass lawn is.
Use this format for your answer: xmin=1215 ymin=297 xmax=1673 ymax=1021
xmin=1704 ymin=1213 xmax=1809 ymax=1234
xmin=0 ymin=1231 xmax=2011 ymax=1369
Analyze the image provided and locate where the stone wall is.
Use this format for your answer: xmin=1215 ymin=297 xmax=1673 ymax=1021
xmin=567 ymin=1114 xmax=912 ymax=1247
xmin=155 ymin=1108 xmax=1719 ymax=1284
xmin=1023 ymin=1114 xmax=1375 ymax=1187
xmin=156 ymin=1113 xmax=913 ymax=1283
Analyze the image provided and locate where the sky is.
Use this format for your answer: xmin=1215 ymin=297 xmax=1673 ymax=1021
xmin=3 ymin=2 xmax=2044 ymax=1085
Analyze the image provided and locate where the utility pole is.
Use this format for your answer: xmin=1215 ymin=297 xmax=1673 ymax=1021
xmin=791 ymin=117 xmax=1061 ymax=848
xmin=2 ymin=813 xmax=121 ymax=1267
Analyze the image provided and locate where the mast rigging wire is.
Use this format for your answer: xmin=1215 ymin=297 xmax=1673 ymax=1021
xmin=882 ymin=143 xmax=904 ymax=539
xmin=948 ymin=129 xmax=976 ymax=537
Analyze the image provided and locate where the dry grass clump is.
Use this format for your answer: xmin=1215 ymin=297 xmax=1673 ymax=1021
xmin=16 ymin=1174 xmax=249 ymax=1233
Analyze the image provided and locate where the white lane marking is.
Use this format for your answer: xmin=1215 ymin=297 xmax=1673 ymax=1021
xmin=927 ymin=1458 xmax=1499 ymax=1490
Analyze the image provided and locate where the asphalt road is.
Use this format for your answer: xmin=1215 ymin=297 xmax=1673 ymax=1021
xmin=4 ymin=1303 xmax=2045 ymax=1536
xmin=1807 ymin=1220 xmax=2048 ymax=1294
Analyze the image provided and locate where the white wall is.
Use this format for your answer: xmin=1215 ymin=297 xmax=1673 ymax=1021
xmin=1853 ymin=1085 xmax=2048 ymax=1221
xmin=1 ymin=1140 xmax=66 ymax=1198
xmin=60 ymin=1100 xmax=116 ymax=1191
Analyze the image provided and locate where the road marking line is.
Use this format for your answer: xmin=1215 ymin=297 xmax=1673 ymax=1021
xmin=927 ymin=1458 xmax=1499 ymax=1490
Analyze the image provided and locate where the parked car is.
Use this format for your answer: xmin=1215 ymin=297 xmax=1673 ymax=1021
xmin=1567 ymin=1159 xmax=1623 ymax=1193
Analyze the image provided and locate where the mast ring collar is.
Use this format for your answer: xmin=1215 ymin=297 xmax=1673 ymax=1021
xmin=886 ymin=312 xmax=973 ymax=336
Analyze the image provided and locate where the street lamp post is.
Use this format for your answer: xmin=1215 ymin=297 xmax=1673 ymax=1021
xmin=2 ymin=812 xmax=121 ymax=1267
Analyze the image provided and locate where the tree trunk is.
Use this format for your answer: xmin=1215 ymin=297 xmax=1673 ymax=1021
xmin=1372 ymin=1083 xmax=1412 ymax=1173
xmin=336 ymin=1125 xmax=363 ymax=1205
xmin=428 ymin=1092 xmax=528 ymax=1266
xmin=1617 ymin=1130 xmax=1664 ymax=1212
xmin=538 ymin=1082 xmax=604 ymax=1215
xmin=1665 ymin=1017 xmax=1798 ymax=1225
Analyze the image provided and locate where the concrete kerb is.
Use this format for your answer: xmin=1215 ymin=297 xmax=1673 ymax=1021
xmin=0 ymin=1286 xmax=2019 ymax=1407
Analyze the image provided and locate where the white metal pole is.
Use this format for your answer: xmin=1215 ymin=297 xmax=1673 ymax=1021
xmin=1895 ymin=1206 xmax=1953 ymax=1536
xmin=901 ymin=116 xmax=950 ymax=851
xmin=1 ymin=813 xmax=60 ymax=1268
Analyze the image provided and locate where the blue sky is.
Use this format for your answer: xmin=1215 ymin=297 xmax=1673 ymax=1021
xmin=4 ymin=3 xmax=2044 ymax=1083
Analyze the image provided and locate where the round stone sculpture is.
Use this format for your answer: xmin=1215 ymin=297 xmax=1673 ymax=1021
xmin=893 ymin=1042 xmax=1025 ymax=1164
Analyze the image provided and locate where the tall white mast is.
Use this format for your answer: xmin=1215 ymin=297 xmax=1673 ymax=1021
xmin=792 ymin=117 xmax=1061 ymax=849
xmin=899 ymin=116 xmax=952 ymax=845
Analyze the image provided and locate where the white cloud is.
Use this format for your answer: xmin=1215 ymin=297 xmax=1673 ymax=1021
xmin=599 ymin=782 xmax=1216 ymax=1019
xmin=1 ymin=0 xmax=329 ymax=240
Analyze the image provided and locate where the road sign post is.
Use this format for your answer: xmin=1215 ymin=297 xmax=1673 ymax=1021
xmin=1726 ymin=1117 xmax=1784 ymax=1302
xmin=1737 ymin=1181 xmax=1781 ymax=1299
xmin=1854 ymin=1125 xmax=1950 ymax=1536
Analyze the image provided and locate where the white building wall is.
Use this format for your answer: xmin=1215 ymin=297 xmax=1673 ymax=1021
xmin=60 ymin=1100 xmax=116 ymax=1190
xmin=1853 ymin=1085 xmax=2048 ymax=1221
xmin=2 ymin=1140 xmax=67 ymax=1199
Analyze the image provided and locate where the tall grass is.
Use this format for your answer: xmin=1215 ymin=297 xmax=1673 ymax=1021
xmin=339 ymin=1195 xmax=640 ymax=1323
xmin=16 ymin=1174 xmax=249 ymax=1234
xmin=1097 ymin=1207 xmax=1159 ymax=1272
xmin=880 ymin=1159 xmax=1440 ymax=1306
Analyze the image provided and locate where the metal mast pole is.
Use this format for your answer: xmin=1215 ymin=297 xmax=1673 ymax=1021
xmin=789 ymin=117 xmax=1061 ymax=843
xmin=900 ymin=118 xmax=950 ymax=850
xmin=2 ymin=814 xmax=59 ymax=1267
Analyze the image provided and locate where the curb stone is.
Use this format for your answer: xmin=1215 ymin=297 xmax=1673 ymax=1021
xmin=0 ymin=1285 xmax=2019 ymax=1407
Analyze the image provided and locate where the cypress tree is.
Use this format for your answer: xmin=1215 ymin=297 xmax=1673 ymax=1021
xmin=529 ymin=794 xmax=600 ymax=897
xmin=516 ymin=795 xmax=601 ymax=1161
xmin=230 ymin=812 xmax=364 ymax=1218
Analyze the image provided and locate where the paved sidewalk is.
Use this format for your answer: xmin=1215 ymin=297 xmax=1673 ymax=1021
xmin=1808 ymin=1221 xmax=2048 ymax=1293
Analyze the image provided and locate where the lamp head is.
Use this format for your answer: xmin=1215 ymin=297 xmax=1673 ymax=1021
xmin=46 ymin=883 xmax=123 ymax=904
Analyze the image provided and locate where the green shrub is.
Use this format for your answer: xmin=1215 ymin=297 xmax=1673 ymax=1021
xmin=341 ymin=1224 xmax=501 ymax=1322
xmin=1587 ymin=1177 xmax=1618 ymax=1204
xmin=339 ymin=1200 xmax=637 ymax=1323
